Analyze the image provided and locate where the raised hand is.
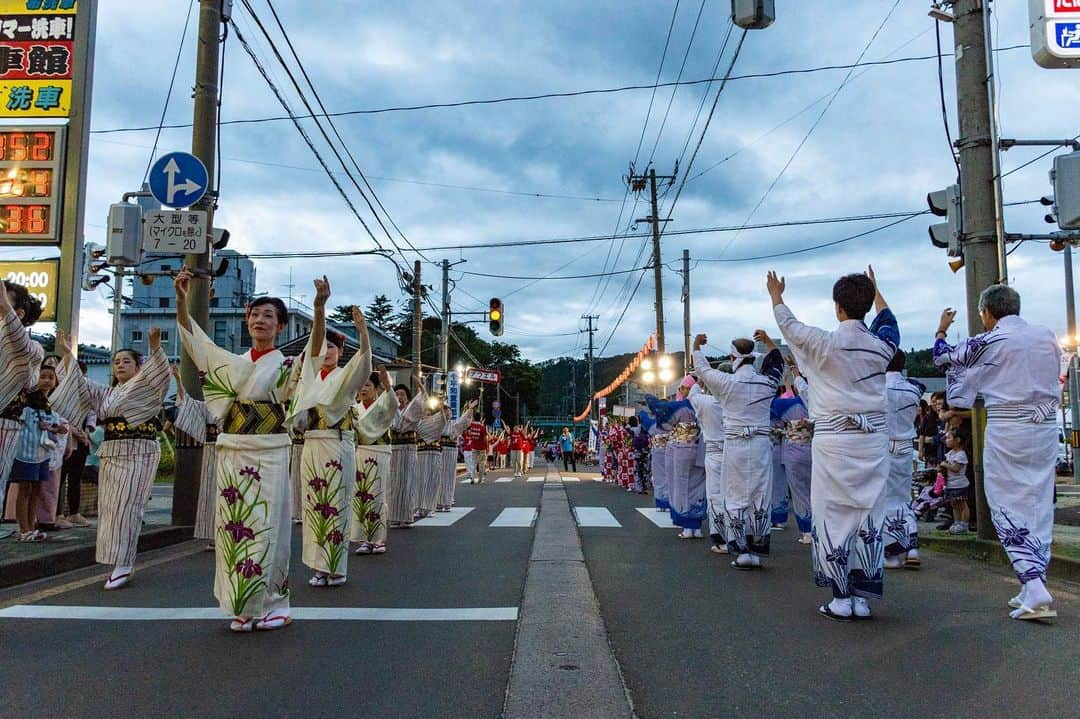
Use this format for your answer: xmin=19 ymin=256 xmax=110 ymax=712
xmin=937 ymin=308 xmax=957 ymax=335
xmin=376 ymin=364 xmax=392 ymax=391
xmin=170 ymin=363 xmax=186 ymax=401
xmin=174 ymin=268 xmax=192 ymax=302
xmin=352 ymin=306 xmax=368 ymax=335
xmin=0 ymin=282 xmax=10 ymax=311
xmin=766 ymin=271 xmax=785 ymax=302
xmin=313 ymin=276 xmax=331 ymax=308
xmin=693 ymin=333 xmax=707 ymax=351
xmin=148 ymin=327 xmax=162 ymax=352
xmin=753 ymin=329 xmax=776 ymax=350
xmin=55 ymin=329 xmax=75 ymax=359
xmin=866 ymin=264 xmax=877 ymax=288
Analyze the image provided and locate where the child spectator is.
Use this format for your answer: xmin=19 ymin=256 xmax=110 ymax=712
xmin=11 ymin=384 xmax=67 ymax=541
xmin=940 ymin=431 xmax=970 ymax=534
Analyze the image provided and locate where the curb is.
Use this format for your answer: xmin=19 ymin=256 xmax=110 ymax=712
xmin=919 ymin=534 xmax=1080 ymax=584
xmin=0 ymin=525 xmax=193 ymax=589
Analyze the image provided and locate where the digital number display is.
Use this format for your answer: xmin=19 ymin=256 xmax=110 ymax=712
xmin=0 ymin=125 xmax=64 ymax=244
xmin=0 ymin=259 xmax=58 ymax=322
xmin=0 ymin=131 xmax=54 ymax=162
xmin=0 ymin=204 xmax=49 ymax=235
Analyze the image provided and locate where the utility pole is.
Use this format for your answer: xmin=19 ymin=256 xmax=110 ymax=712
xmin=1064 ymin=244 xmax=1080 ymax=485
xmin=412 ymin=259 xmax=423 ymax=386
xmin=949 ymin=0 xmax=1007 ymax=541
xmin=629 ymin=165 xmax=677 ymax=353
xmin=681 ymin=249 xmax=691 ymax=374
xmin=174 ymin=0 xmax=223 ymax=527
xmin=440 ymin=259 xmax=450 ymax=377
xmin=582 ymin=314 xmax=598 ymax=421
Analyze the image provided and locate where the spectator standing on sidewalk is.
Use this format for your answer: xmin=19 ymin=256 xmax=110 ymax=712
xmin=559 ymin=427 xmax=576 ymax=473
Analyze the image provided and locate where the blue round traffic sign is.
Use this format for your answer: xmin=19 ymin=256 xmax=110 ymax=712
xmin=148 ymin=152 xmax=208 ymax=208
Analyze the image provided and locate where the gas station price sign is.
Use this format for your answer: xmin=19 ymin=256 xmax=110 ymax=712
xmin=0 ymin=124 xmax=64 ymax=243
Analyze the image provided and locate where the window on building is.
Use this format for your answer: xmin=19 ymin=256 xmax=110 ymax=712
xmin=160 ymin=330 xmax=170 ymax=342
xmin=131 ymin=330 xmax=143 ymax=342
xmin=158 ymin=297 xmax=170 ymax=308
xmin=210 ymin=297 xmax=219 ymax=308
xmin=214 ymin=321 xmax=227 ymax=347
xmin=160 ymin=264 xmax=171 ymax=271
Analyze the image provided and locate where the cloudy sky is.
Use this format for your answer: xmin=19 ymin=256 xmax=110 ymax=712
xmin=10 ymin=1 xmax=1079 ymax=361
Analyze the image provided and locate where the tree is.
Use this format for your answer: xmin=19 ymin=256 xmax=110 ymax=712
xmin=328 ymin=305 xmax=354 ymax=324
xmin=364 ymin=294 xmax=397 ymax=333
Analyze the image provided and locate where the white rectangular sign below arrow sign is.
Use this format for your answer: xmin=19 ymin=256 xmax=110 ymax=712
xmin=142 ymin=210 xmax=208 ymax=254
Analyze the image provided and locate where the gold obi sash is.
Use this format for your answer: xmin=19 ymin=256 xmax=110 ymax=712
xmin=224 ymin=401 xmax=288 ymax=435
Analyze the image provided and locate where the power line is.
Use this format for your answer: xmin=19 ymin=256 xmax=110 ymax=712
xmin=458 ymin=265 xmax=650 ymax=281
xmin=715 ymin=1 xmax=902 ymax=258
xmin=647 ymin=0 xmax=706 ymax=164
xmin=90 ymin=45 xmax=1030 ymax=135
xmin=142 ymin=0 xmax=196 ymax=184
xmin=599 ymin=270 xmax=648 ymax=356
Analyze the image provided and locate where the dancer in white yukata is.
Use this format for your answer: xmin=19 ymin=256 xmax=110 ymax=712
xmin=171 ymin=364 xmax=220 ymax=548
xmin=389 ymin=378 xmax=425 ymax=528
xmin=933 ymin=285 xmax=1061 ymax=620
xmin=53 ymin=329 xmax=170 ymax=590
xmin=438 ymin=400 xmax=476 ymax=511
xmin=352 ymin=365 xmax=396 ymax=555
xmin=645 ymin=395 xmax=686 ymax=514
xmin=882 ymin=350 xmax=924 ymax=570
xmin=0 ymin=282 xmax=47 ymax=532
xmin=769 ymin=266 xmax=898 ymax=620
xmin=294 ymin=309 xmax=371 ymax=587
xmin=686 ymin=367 xmax=726 ymax=554
xmin=694 ymin=331 xmax=783 ymax=569
xmin=175 ymin=269 xmax=316 ymax=632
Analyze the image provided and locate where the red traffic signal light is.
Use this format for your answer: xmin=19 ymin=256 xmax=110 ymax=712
xmin=489 ymin=297 xmax=504 ymax=336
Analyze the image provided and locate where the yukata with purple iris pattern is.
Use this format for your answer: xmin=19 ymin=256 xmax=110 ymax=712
xmin=933 ymin=314 xmax=1060 ymax=588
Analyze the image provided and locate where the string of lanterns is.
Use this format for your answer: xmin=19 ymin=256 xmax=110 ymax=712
xmin=572 ymin=336 xmax=659 ymax=422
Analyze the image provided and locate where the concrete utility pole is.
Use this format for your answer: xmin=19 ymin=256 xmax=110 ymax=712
xmin=412 ymin=260 xmax=423 ymax=386
xmin=950 ymin=0 xmax=1006 ymax=541
xmin=174 ymin=0 xmax=223 ymax=527
xmin=440 ymin=259 xmax=450 ymax=377
xmin=681 ymin=249 xmax=691 ymax=374
xmin=629 ymin=166 xmax=677 ymax=353
xmin=1064 ymin=244 xmax=1080 ymax=485
xmin=582 ymin=314 xmax=598 ymax=421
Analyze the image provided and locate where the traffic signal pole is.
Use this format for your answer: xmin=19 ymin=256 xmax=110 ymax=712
xmin=951 ymin=0 xmax=1006 ymax=541
xmin=173 ymin=0 xmax=223 ymax=527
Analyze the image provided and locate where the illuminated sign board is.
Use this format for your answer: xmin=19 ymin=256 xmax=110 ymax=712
xmin=0 ymin=124 xmax=63 ymax=243
xmin=0 ymin=257 xmax=57 ymax=321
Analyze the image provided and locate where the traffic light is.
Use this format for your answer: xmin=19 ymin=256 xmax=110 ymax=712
xmin=82 ymin=242 xmax=109 ymax=291
xmin=928 ymin=184 xmax=963 ymax=271
xmin=1052 ymin=152 xmax=1080 ymax=230
xmin=489 ymin=297 xmax=504 ymax=336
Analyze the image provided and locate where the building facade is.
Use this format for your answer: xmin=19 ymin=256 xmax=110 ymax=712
xmin=116 ymin=250 xmax=315 ymax=359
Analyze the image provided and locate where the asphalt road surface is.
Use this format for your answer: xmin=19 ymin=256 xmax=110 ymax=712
xmin=1 ymin=467 xmax=1077 ymax=719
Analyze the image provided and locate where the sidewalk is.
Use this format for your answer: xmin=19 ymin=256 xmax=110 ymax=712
xmin=0 ymin=485 xmax=190 ymax=588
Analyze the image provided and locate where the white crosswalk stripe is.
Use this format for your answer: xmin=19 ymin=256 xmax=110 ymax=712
xmin=414 ymin=507 xmax=474 ymax=527
xmin=635 ymin=507 xmax=676 ymax=528
xmin=490 ymin=507 xmax=538 ymax=527
xmin=494 ymin=478 xmax=514 ymax=483
xmin=573 ymin=507 xmax=621 ymax=527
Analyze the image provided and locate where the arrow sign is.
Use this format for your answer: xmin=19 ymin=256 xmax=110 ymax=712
xmin=148 ymin=152 xmax=209 ymax=208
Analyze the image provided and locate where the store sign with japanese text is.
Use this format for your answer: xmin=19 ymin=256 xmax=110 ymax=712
xmin=465 ymin=367 xmax=501 ymax=384
xmin=0 ymin=0 xmax=76 ymax=118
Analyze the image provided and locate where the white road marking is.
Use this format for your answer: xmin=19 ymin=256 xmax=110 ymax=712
xmin=573 ymin=507 xmax=622 ymax=527
xmin=636 ymin=507 xmax=676 ymax=528
xmin=489 ymin=507 xmax=538 ymax=527
xmin=526 ymin=476 xmax=545 ymax=482
xmin=0 ymin=605 xmax=518 ymax=622
xmin=495 ymin=478 xmax=514 ymax=483
xmin=592 ymin=478 xmax=604 ymax=482
xmin=561 ymin=476 xmax=580 ymax=482
xmin=414 ymin=507 xmax=474 ymax=527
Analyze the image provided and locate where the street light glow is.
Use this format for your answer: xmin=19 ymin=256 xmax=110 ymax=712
xmin=658 ymin=368 xmax=674 ymax=383
xmin=657 ymin=354 xmax=672 ymax=369
xmin=641 ymin=358 xmax=653 ymax=370
xmin=643 ymin=371 xmax=656 ymax=384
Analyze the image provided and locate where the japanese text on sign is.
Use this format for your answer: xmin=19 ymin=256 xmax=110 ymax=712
xmin=465 ymin=368 xmax=501 ymax=384
xmin=0 ymin=0 xmax=75 ymax=117
xmin=142 ymin=210 xmax=208 ymax=254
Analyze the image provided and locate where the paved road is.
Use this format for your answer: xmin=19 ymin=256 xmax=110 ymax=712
xmin=565 ymin=480 xmax=1080 ymax=719
xmin=1 ymin=467 xmax=1077 ymax=719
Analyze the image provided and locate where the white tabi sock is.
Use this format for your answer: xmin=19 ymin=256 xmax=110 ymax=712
xmin=827 ymin=597 xmax=853 ymax=617
xmin=1021 ymin=578 xmax=1053 ymax=608
xmin=852 ymin=597 xmax=871 ymax=618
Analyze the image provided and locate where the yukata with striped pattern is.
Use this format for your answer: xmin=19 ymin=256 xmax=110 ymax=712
xmin=293 ymin=341 xmax=371 ymax=581
xmin=53 ymin=348 xmax=169 ymax=570
xmin=774 ymin=303 xmax=898 ymax=600
xmin=172 ymin=396 xmax=219 ymax=541
xmin=932 ymin=314 xmax=1060 ymax=589
xmin=695 ymin=348 xmax=784 ymax=557
xmin=388 ymin=390 xmax=426 ymax=526
xmin=882 ymin=371 xmax=924 ymax=560
xmin=178 ymin=321 xmax=307 ymax=623
xmin=439 ymin=410 xmax=472 ymax=510
xmin=0 ymin=304 xmax=48 ymax=516
xmin=415 ymin=410 xmax=446 ymax=518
